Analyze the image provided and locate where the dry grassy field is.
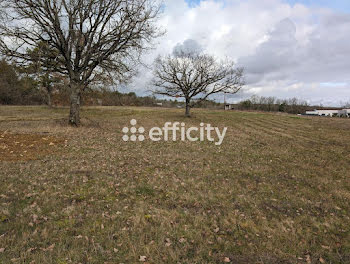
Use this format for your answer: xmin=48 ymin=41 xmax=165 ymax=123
xmin=0 ymin=106 xmax=349 ymax=263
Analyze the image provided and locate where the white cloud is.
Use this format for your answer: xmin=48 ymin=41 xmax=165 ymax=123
xmin=128 ymin=0 xmax=350 ymax=106
xmin=173 ymin=39 xmax=203 ymax=57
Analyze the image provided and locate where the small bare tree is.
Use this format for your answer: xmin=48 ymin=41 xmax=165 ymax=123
xmin=152 ymin=54 xmax=244 ymax=117
xmin=0 ymin=0 xmax=162 ymax=125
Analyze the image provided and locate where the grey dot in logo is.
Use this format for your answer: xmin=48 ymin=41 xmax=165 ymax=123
xmin=138 ymin=127 xmax=145 ymax=133
xmin=122 ymin=135 xmax=129 ymax=142
xmin=130 ymin=135 xmax=137 ymax=142
xmin=138 ymin=135 xmax=145 ymax=141
xmin=130 ymin=119 xmax=137 ymax=126
xmin=122 ymin=127 xmax=129 ymax=133
xmin=130 ymin=127 xmax=137 ymax=134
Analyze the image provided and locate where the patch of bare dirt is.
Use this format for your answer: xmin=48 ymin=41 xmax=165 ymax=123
xmin=0 ymin=131 xmax=65 ymax=161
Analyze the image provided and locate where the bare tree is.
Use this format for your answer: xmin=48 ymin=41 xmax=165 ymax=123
xmin=152 ymin=54 xmax=244 ymax=117
xmin=0 ymin=0 xmax=162 ymax=125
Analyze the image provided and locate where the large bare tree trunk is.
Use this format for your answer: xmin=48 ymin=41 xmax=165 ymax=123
xmin=69 ymin=83 xmax=82 ymax=126
xmin=185 ymin=99 xmax=191 ymax=117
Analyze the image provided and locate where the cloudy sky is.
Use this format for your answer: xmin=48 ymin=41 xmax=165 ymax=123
xmin=128 ymin=0 xmax=350 ymax=106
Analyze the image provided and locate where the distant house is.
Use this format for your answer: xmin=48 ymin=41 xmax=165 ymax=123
xmin=305 ymin=109 xmax=350 ymax=117
xmin=225 ymin=104 xmax=233 ymax=110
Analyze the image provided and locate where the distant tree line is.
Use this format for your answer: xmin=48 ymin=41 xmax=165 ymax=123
xmin=82 ymin=90 xmax=222 ymax=109
xmin=0 ymin=60 xmax=45 ymax=105
xmin=235 ymin=95 xmax=324 ymax=114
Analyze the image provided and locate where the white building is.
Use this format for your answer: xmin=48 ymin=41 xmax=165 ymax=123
xmin=225 ymin=104 xmax=233 ymax=110
xmin=305 ymin=109 xmax=350 ymax=117
xmin=339 ymin=109 xmax=350 ymax=117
